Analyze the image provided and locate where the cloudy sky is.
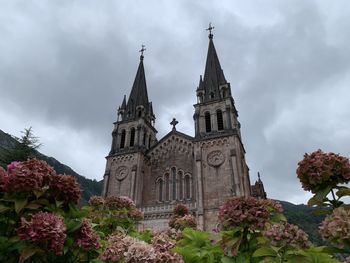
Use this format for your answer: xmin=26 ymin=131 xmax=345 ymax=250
xmin=1 ymin=0 xmax=350 ymax=204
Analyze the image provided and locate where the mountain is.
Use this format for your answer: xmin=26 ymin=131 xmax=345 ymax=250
xmin=280 ymin=200 xmax=325 ymax=245
xmin=0 ymin=129 xmax=103 ymax=205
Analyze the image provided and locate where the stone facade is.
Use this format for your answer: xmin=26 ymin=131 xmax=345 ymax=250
xmin=102 ymin=32 xmax=266 ymax=231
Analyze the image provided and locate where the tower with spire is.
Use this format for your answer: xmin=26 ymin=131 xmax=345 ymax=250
xmin=102 ymin=27 xmax=265 ymax=231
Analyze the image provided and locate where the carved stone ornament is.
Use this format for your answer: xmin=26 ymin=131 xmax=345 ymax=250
xmin=115 ymin=166 xmax=129 ymax=181
xmin=207 ymin=150 xmax=225 ymax=167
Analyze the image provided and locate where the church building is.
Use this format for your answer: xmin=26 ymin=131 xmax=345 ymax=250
xmin=102 ymin=26 xmax=266 ymax=231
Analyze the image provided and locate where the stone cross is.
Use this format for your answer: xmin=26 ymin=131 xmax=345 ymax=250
xmin=139 ymin=44 xmax=146 ymax=56
xmin=206 ymin=22 xmax=215 ymax=35
xmin=170 ymin=118 xmax=178 ymax=131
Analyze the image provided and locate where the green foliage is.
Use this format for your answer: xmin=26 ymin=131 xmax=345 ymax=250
xmin=175 ymin=228 xmax=223 ymax=263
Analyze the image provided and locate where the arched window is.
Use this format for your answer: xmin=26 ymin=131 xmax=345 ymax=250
xmin=217 ymin=110 xmax=224 ymax=131
xmin=138 ymin=110 xmax=142 ymax=118
xmin=148 ymin=135 xmax=152 ymax=148
xmin=120 ymin=130 xmax=126 ymax=149
xmin=185 ymin=175 xmax=191 ymax=199
xmin=178 ymin=171 xmax=183 ymax=200
xmin=210 ymin=92 xmax=215 ymax=99
xmin=222 ymin=90 xmax=226 ymax=98
xmin=172 ymin=167 xmax=176 ymax=200
xmin=143 ymin=131 xmax=147 ymax=145
xmin=165 ymin=174 xmax=170 ymax=201
xmin=158 ymin=179 xmax=163 ymax=202
xmin=129 ymin=128 xmax=135 ymax=147
xmin=205 ymin=112 xmax=211 ymax=132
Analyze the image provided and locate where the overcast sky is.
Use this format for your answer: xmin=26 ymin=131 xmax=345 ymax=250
xmin=1 ymin=0 xmax=350 ymax=204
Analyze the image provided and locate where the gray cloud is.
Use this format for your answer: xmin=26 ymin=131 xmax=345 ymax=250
xmin=1 ymin=0 xmax=350 ymax=203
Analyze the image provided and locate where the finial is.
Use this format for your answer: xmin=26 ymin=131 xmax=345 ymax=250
xmin=139 ymin=44 xmax=146 ymax=60
xmin=170 ymin=118 xmax=179 ymax=131
xmin=206 ymin=22 xmax=215 ymax=39
xmin=258 ymin=172 xmax=261 ymax=181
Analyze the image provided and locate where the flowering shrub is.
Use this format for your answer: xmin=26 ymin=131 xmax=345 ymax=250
xmin=297 ymin=149 xmax=350 ymax=193
xmin=219 ymin=196 xmax=270 ymax=231
xmin=264 ymin=221 xmax=311 ymax=249
xmin=5 ymin=159 xmax=56 ymax=193
xmin=49 ymin=174 xmax=81 ymax=204
xmin=172 ymin=214 xmax=197 ymax=231
xmin=88 ymin=195 xmax=105 ymax=206
xmin=0 ymin=166 xmax=7 ymax=192
xmin=17 ymin=212 xmax=66 ymax=255
xmin=100 ymin=234 xmax=136 ymax=262
xmin=173 ymin=203 xmax=190 ymax=217
xmin=319 ymin=206 xmax=350 ymax=248
xmin=74 ymin=219 xmax=100 ymax=251
xmin=105 ymin=195 xmax=135 ymax=209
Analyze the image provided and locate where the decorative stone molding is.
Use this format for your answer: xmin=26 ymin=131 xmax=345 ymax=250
xmin=207 ymin=150 xmax=225 ymax=167
xmin=115 ymin=166 xmax=129 ymax=181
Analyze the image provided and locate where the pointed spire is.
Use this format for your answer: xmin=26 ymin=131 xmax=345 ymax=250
xmin=125 ymin=46 xmax=150 ymax=119
xmin=121 ymin=95 xmax=126 ymax=109
xmin=197 ymin=75 xmax=204 ymax=91
xmin=202 ymin=24 xmax=227 ymax=102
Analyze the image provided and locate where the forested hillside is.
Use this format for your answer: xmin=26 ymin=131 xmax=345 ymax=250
xmin=0 ymin=129 xmax=103 ymax=205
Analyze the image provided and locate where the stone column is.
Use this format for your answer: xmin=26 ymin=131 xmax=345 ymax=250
xmin=225 ymin=106 xmax=232 ymax=130
xmin=195 ymin=150 xmax=204 ymax=230
xmin=230 ymin=149 xmax=241 ymax=196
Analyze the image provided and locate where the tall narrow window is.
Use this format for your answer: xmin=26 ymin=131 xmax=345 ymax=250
xmin=143 ymin=131 xmax=147 ymax=145
xmin=217 ymin=110 xmax=224 ymax=131
xmin=129 ymin=128 xmax=135 ymax=147
xmin=172 ymin=167 xmax=176 ymax=200
xmin=185 ymin=175 xmax=191 ymax=199
xmin=158 ymin=179 xmax=163 ymax=201
xmin=205 ymin=112 xmax=211 ymax=132
xmin=120 ymin=130 xmax=126 ymax=149
xmin=178 ymin=171 xmax=183 ymax=200
xmin=165 ymin=174 xmax=170 ymax=201
xmin=210 ymin=92 xmax=215 ymax=99
xmin=148 ymin=135 xmax=152 ymax=148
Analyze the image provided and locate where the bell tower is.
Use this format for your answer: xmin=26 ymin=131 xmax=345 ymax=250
xmin=102 ymin=46 xmax=157 ymax=206
xmin=193 ymin=24 xmax=251 ymax=229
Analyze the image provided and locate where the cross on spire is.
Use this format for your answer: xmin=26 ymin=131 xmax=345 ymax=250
xmin=139 ymin=44 xmax=146 ymax=60
xmin=206 ymin=22 xmax=215 ymax=38
xmin=170 ymin=118 xmax=179 ymax=131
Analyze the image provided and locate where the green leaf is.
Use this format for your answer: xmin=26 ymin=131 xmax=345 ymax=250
xmin=252 ymin=247 xmax=277 ymax=258
xmin=221 ymin=256 xmax=235 ymax=263
xmin=0 ymin=203 xmax=10 ymax=213
xmin=15 ymin=198 xmax=27 ymax=214
xmin=19 ymin=248 xmax=36 ymax=263
xmin=336 ymin=187 xmax=350 ymax=198
xmin=24 ymin=203 xmax=41 ymax=210
xmin=65 ymin=219 xmax=82 ymax=234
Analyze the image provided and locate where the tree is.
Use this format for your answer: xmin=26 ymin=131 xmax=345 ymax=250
xmin=0 ymin=127 xmax=42 ymax=168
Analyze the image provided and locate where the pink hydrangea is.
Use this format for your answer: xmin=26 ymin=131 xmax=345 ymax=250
xmin=264 ymin=221 xmax=311 ymax=248
xmin=5 ymin=159 xmax=56 ymax=193
xmin=152 ymin=232 xmax=176 ymax=252
xmin=297 ymin=150 xmax=350 ymax=193
xmin=17 ymin=212 xmax=66 ymax=255
xmin=7 ymin=161 xmax=20 ymax=174
xmin=128 ymin=208 xmax=144 ymax=220
xmin=260 ymin=199 xmax=283 ymax=213
xmin=172 ymin=214 xmax=197 ymax=230
xmin=219 ymin=196 xmax=270 ymax=231
xmin=173 ymin=204 xmax=189 ymax=217
xmin=105 ymin=195 xmax=135 ymax=209
xmin=49 ymin=174 xmax=81 ymax=204
xmin=74 ymin=219 xmax=100 ymax=251
xmin=125 ymin=240 xmax=157 ymax=262
xmin=100 ymin=234 xmax=136 ymax=262
xmin=88 ymin=195 xmax=105 ymax=206
xmin=319 ymin=206 xmax=350 ymax=248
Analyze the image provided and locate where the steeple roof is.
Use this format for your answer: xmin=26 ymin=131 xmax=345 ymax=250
xmin=202 ymin=33 xmax=227 ymax=100
xmin=125 ymin=55 xmax=150 ymax=116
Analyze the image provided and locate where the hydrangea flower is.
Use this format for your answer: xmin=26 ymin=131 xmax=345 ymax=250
xmin=105 ymin=195 xmax=135 ymax=209
xmin=218 ymin=196 xmax=270 ymax=231
xmin=5 ymin=159 xmax=56 ymax=193
xmin=297 ymin=149 xmax=350 ymax=193
xmin=172 ymin=214 xmax=197 ymax=230
xmin=319 ymin=206 xmax=350 ymax=248
xmin=173 ymin=204 xmax=189 ymax=217
xmin=125 ymin=240 xmax=157 ymax=262
xmin=0 ymin=166 xmax=8 ymax=192
xmin=74 ymin=219 xmax=100 ymax=251
xmin=100 ymin=234 xmax=137 ymax=262
xmin=17 ymin=212 xmax=66 ymax=255
xmin=264 ymin=221 xmax=311 ymax=248
xmin=88 ymin=195 xmax=105 ymax=207
xmin=128 ymin=208 xmax=144 ymax=220
xmin=49 ymin=174 xmax=81 ymax=204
